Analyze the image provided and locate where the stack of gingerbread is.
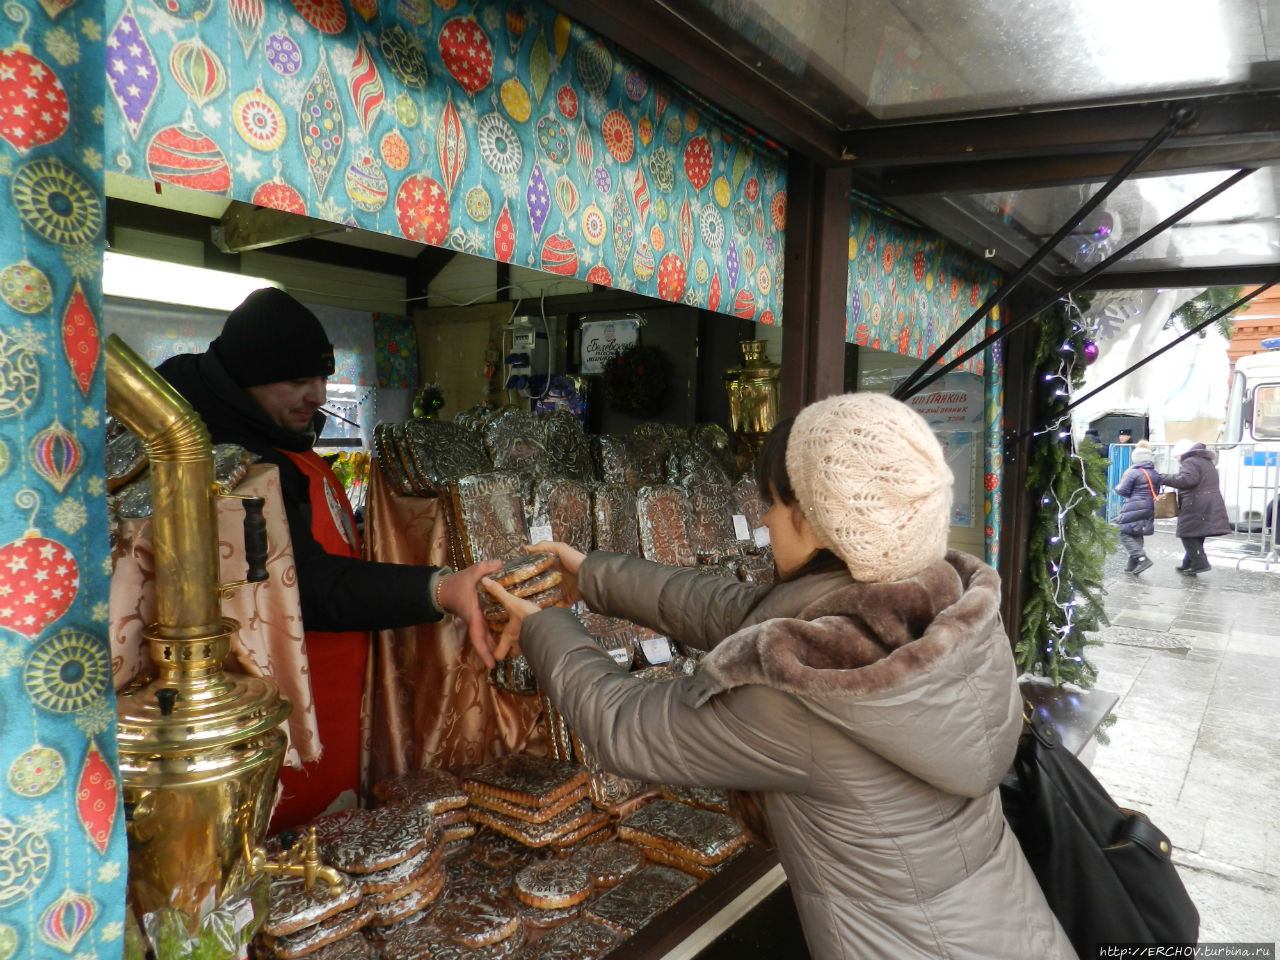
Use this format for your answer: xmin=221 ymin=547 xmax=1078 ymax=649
xmin=616 ymin=798 xmax=746 ymax=880
xmin=464 ymin=755 xmax=611 ymax=853
xmin=372 ymin=766 xmax=475 ymax=855
xmin=313 ymin=805 xmax=447 ymax=934
xmin=256 ymin=866 xmax=371 ymax=960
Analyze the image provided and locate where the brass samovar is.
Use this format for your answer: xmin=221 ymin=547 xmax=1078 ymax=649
xmin=723 ymin=339 xmax=782 ymax=454
xmin=107 ymin=336 xmax=292 ymax=927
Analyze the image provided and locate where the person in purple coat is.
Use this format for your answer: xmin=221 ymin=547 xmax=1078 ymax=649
xmin=1160 ymin=438 xmax=1232 ymax=574
xmin=1113 ymin=440 xmax=1158 ymax=574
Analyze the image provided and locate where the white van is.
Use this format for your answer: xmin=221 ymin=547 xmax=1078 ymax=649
xmin=1219 ymin=341 xmax=1280 ymax=531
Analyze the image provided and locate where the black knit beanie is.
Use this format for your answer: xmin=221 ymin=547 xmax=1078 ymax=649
xmin=212 ymin=288 xmax=336 ymax=387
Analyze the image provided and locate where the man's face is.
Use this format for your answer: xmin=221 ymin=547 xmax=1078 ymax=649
xmin=246 ymin=377 xmax=327 ymax=433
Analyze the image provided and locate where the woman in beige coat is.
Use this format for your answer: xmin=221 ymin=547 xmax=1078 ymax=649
xmin=485 ymin=393 xmax=1073 ymax=960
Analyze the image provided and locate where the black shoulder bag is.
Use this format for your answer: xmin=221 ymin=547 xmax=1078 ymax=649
xmin=999 ymin=709 xmax=1199 ymax=957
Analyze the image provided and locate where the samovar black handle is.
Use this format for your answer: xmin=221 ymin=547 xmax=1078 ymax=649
xmin=242 ymin=496 xmax=268 ymax=583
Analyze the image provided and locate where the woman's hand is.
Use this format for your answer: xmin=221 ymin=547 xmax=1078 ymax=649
xmin=480 ymin=577 xmax=540 ymax=660
xmin=525 ymin=541 xmax=586 ymax=607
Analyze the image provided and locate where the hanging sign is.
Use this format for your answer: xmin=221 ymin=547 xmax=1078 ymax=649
xmin=580 ymin=318 xmax=639 ymax=374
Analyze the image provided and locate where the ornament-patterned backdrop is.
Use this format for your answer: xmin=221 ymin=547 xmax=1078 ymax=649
xmin=105 ymin=0 xmax=788 ymax=324
xmin=0 ymin=1 xmax=127 ymax=958
xmin=846 ymin=200 xmax=1006 ymax=564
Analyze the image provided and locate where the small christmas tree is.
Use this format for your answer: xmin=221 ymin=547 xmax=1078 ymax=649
xmin=1016 ymin=297 xmax=1115 ymax=687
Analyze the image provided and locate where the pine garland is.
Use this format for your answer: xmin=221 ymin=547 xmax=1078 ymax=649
xmin=1015 ymin=298 xmax=1115 ymax=687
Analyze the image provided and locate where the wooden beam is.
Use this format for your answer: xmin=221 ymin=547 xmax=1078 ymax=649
xmin=212 ymin=201 xmax=348 ymax=253
xmin=781 ymin=158 xmax=852 ymax=415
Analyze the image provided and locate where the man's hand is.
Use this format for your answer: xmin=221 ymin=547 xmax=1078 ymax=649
xmin=479 ymin=577 xmax=540 ymax=661
xmin=438 ymin=559 xmax=503 ymax=668
xmin=524 ymin=541 xmax=586 ymax=607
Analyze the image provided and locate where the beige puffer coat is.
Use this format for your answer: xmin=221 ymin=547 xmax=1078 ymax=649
xmin=520 ymin=550 xmax=1074 ymax=960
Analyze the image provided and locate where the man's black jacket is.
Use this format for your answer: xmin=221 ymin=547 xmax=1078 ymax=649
xmin=156 ymin=348 xmax=441 ymax=632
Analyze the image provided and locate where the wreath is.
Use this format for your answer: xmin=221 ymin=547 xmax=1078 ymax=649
xmin=602 ymin=344 xmax=667 ymax=418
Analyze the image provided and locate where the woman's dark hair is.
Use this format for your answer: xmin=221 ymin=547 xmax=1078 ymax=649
xmin=754 ymin=416 xmax=797 ymax=506
xmin=754 ymin=415 xmax=843 ymax=580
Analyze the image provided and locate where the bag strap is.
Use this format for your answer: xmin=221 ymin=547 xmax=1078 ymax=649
xmin=1141 ymin=468 xmax=1157 ymax=499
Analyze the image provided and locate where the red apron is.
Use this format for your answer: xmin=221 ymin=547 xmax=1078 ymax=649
xmin=270 ymin=449 xmax=368 ymax=831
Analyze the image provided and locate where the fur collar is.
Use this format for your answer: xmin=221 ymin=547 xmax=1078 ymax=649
xmin=689 ymin=550 xmax=1002 ymax=705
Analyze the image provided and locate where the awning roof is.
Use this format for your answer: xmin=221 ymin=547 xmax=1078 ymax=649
xmin=553 ymin=0 xmax=1280 ymax=289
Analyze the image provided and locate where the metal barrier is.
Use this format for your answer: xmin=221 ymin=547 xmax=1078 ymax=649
xmin=1105 ymin=442 xmax=1279 ymax=569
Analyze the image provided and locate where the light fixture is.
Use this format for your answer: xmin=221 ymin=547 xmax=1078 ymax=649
xmin=103 ymin=251 xmax=280 ymax=311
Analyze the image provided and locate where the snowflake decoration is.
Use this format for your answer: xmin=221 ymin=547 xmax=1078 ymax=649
xmin=80 ymin=404 xmax=101 ymax=429
xmin=86 ymin=475 xmax=104 ymax=496
xmin=315 ymin=198 xmax=347 ymax=223
xmin=81 ymin=17 xmax=102 ymax=41
xmin=275 ymin=74 xmax=310 ymax=110
xmin=44 ymin=27 xmax=81 ymax=66
xmin=499 ymin=171 xmax=521 ymax=200
xmin=54 ymin=497 xmax=88 ymax=535
xmin=447 ymin=227 xmax=486 ymax=257
xmin=98 ymin=862 xmax=123 ymax=885
xmin=101 ymin=556 xmax=113 ymax=575
xmin=0 ymin=641 xmax=24 ymax=677
xmin=201 ymin=104 xmax=223 ymax=129
xmin=91 ymin=601 xmax=108 ymax=621
xmin=18 ymin=804 xmax=58 ymax=835
xmin=75 ymin=697 xmax=116 ymax=737
xmin=329 ymin=42 xmax=355 ymax=76
xmin=11 ymin=321 xmax=48 ymax=355
xmin=235 ymin=152 xmax=263 ymax=180
xmin=63 ymin=244 xmax=101 ymax=281
xmin=92 ymin=104 xmax=104 ymax=125
xmin=136 ymin=3 xmax=184 ymax=41
xmin=100 ymin=922 xmax=124 ymax=943
xmin=73 ymin=949 xmax=96 ymax=960
xmin=502 ymin=55 xmax=515 ymax=74
xmin=483 ymin=6 xmax=501 ymax=30
xmin=81 ymin=147 xmax=103 ymax=171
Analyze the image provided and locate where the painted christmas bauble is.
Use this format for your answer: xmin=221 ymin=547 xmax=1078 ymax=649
xmin=759 ymin=309 xmax=775 ymax=325
xmin=465 ymin=185 xmax=491 ymax=221
xmin=657 ymin=253 xmax=686 ymax=302
xmin=575 ymin=40 xmax=611 ymax=97
xmin=623 ymin=69 xmax=649 ymax=102
xmin=683 ymin=136 xmax=712 ymax=191
xmin=592 ymin=166 xmax=611 ymax=195
xmin=693 ymin=258 xmax=709 ymax=285
xmin=535 ymin=115 xmax=570 ymax=165
xmin=744 ymin=176 xmax=759 ymax=202
xmin=232 ymin=87 xmax=286 ymax=151
xmin=652 ymin=196 xmax=667 ymax=222
xmin=151 ymin=0 xmax=214 ymax=19
xmin=398 ymin=0 xmax=430 ymax=25
xmin=756 ymin=265 xmax=771 ymax=295
xmin=380 ymin=130 xmax=411 ymax=170
xmin=637 ymin=116 xmax=654 ymax=147
xmin=732 ymin=200 xmax=752 ymax=236
xmin=732 ymin=288 xmax=756 ymax=319
xmin=770 ymin=191 xmax=787 ymax=230
xmin=439 ymin=17 xmax=493 ymax=94
xmin=699 ymin=205 xmax=724 ymax=250
xmin=500 ymin=77 xmax=531 ymax=123
xmin=581 ymin=202 xmax=606 ymax=245
xmin=11 ymin=158 xmax=102 ymax=248
xmin=0 ymin=44 xmax=71 ymax=156
xmin=170 ymin=37 xmax=226 ymax=106
xmin=291 ymin=0 xmax=347 ymax=34
xmin=345 ymin=149 xmax=388 ymax=212
xmin=713 ymin=175 xmax=732 ymax=209
xmin=251 ymin=179 xmax=306 ymax=214
xmin=663 ymin=115 xmax=682 ymax=145
xmin=0 ymin=262 xmax=52 ymax=314
xmin=395 ymin=174 xmax=450 ymax=245
xmin=540 ymin=233 xmax=578 ymax=275
xmin=647 ymin=147 xmax=674 ymax=194
xmin=557 ymin=85 xmax=578 ymax=119
xmin=147 ymin=124 xmax=231 ymax=194
xmin=585 ymin=264 xmax=612 ymax=286
xmin=554 ymin=176 xmax=579 ymax=219
xmin=265 ymin=29 xmax=303 ymax=76
xmin=477 ymin=112 xmax=521 ymax=175
xmin=0 ymin=818 xmax=50 ymax=906
xmin=647 ymin=223 xmax=664 ymax=253
xmin=380 ymin=26 xmax=427 ymax=90
xmin=601 ymin=110 xmax=633 ymax=163
xmin=632 ymin=241 xmax=654 ymax=283
xmin=394 ymin=92 xmax=419 ymax=126
xmin=24 ymin=628 xmax=109 ymax=714
xmin=8 ymin=746 xmax=64 ymax=798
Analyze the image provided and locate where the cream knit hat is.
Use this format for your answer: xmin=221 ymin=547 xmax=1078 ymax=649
xmin=785 ymin=392 xmax=953 ymax=582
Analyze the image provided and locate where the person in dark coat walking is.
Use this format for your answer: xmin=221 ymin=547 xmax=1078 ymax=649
xmin=1113 ymin=440 xmax=1158 ymax=574
xmin=1160 ymin=438 xmax=1232 ymax=574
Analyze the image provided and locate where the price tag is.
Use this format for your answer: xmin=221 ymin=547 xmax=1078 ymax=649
xmin=732 ymin=514 xmax=751 ymax=540
xmin=607 ymin=647 xmax=631 ymax=666
xmin=753 ymin=526 xmax=771 ymax=548
xmin=640 ymin=635 xmax=673 ymax=665
xmin=528 ymin=524 xmax=553 ymax=543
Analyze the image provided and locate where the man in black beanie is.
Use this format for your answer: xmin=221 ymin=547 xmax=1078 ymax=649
xmin=157 ymin=287 xmax=500 ymax=829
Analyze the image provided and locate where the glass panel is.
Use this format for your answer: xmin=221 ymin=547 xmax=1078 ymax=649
xmin=1254 ymin=384 xmax=1280 ymax=439
xmin=957 ymin=165 xmax=1280 ymax=275
xmin=676 ymin=0 xmax=1277 ymax=123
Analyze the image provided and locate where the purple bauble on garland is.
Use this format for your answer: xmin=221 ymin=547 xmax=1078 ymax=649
xmin=1083 ymin=340 xmax=1099 ymax=364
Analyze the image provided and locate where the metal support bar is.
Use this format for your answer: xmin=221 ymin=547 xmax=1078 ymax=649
xmin=892 ymin=108 xmax=1194 ymax=401
xmin=898 ymin=167 xmax=1257 ymax=400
